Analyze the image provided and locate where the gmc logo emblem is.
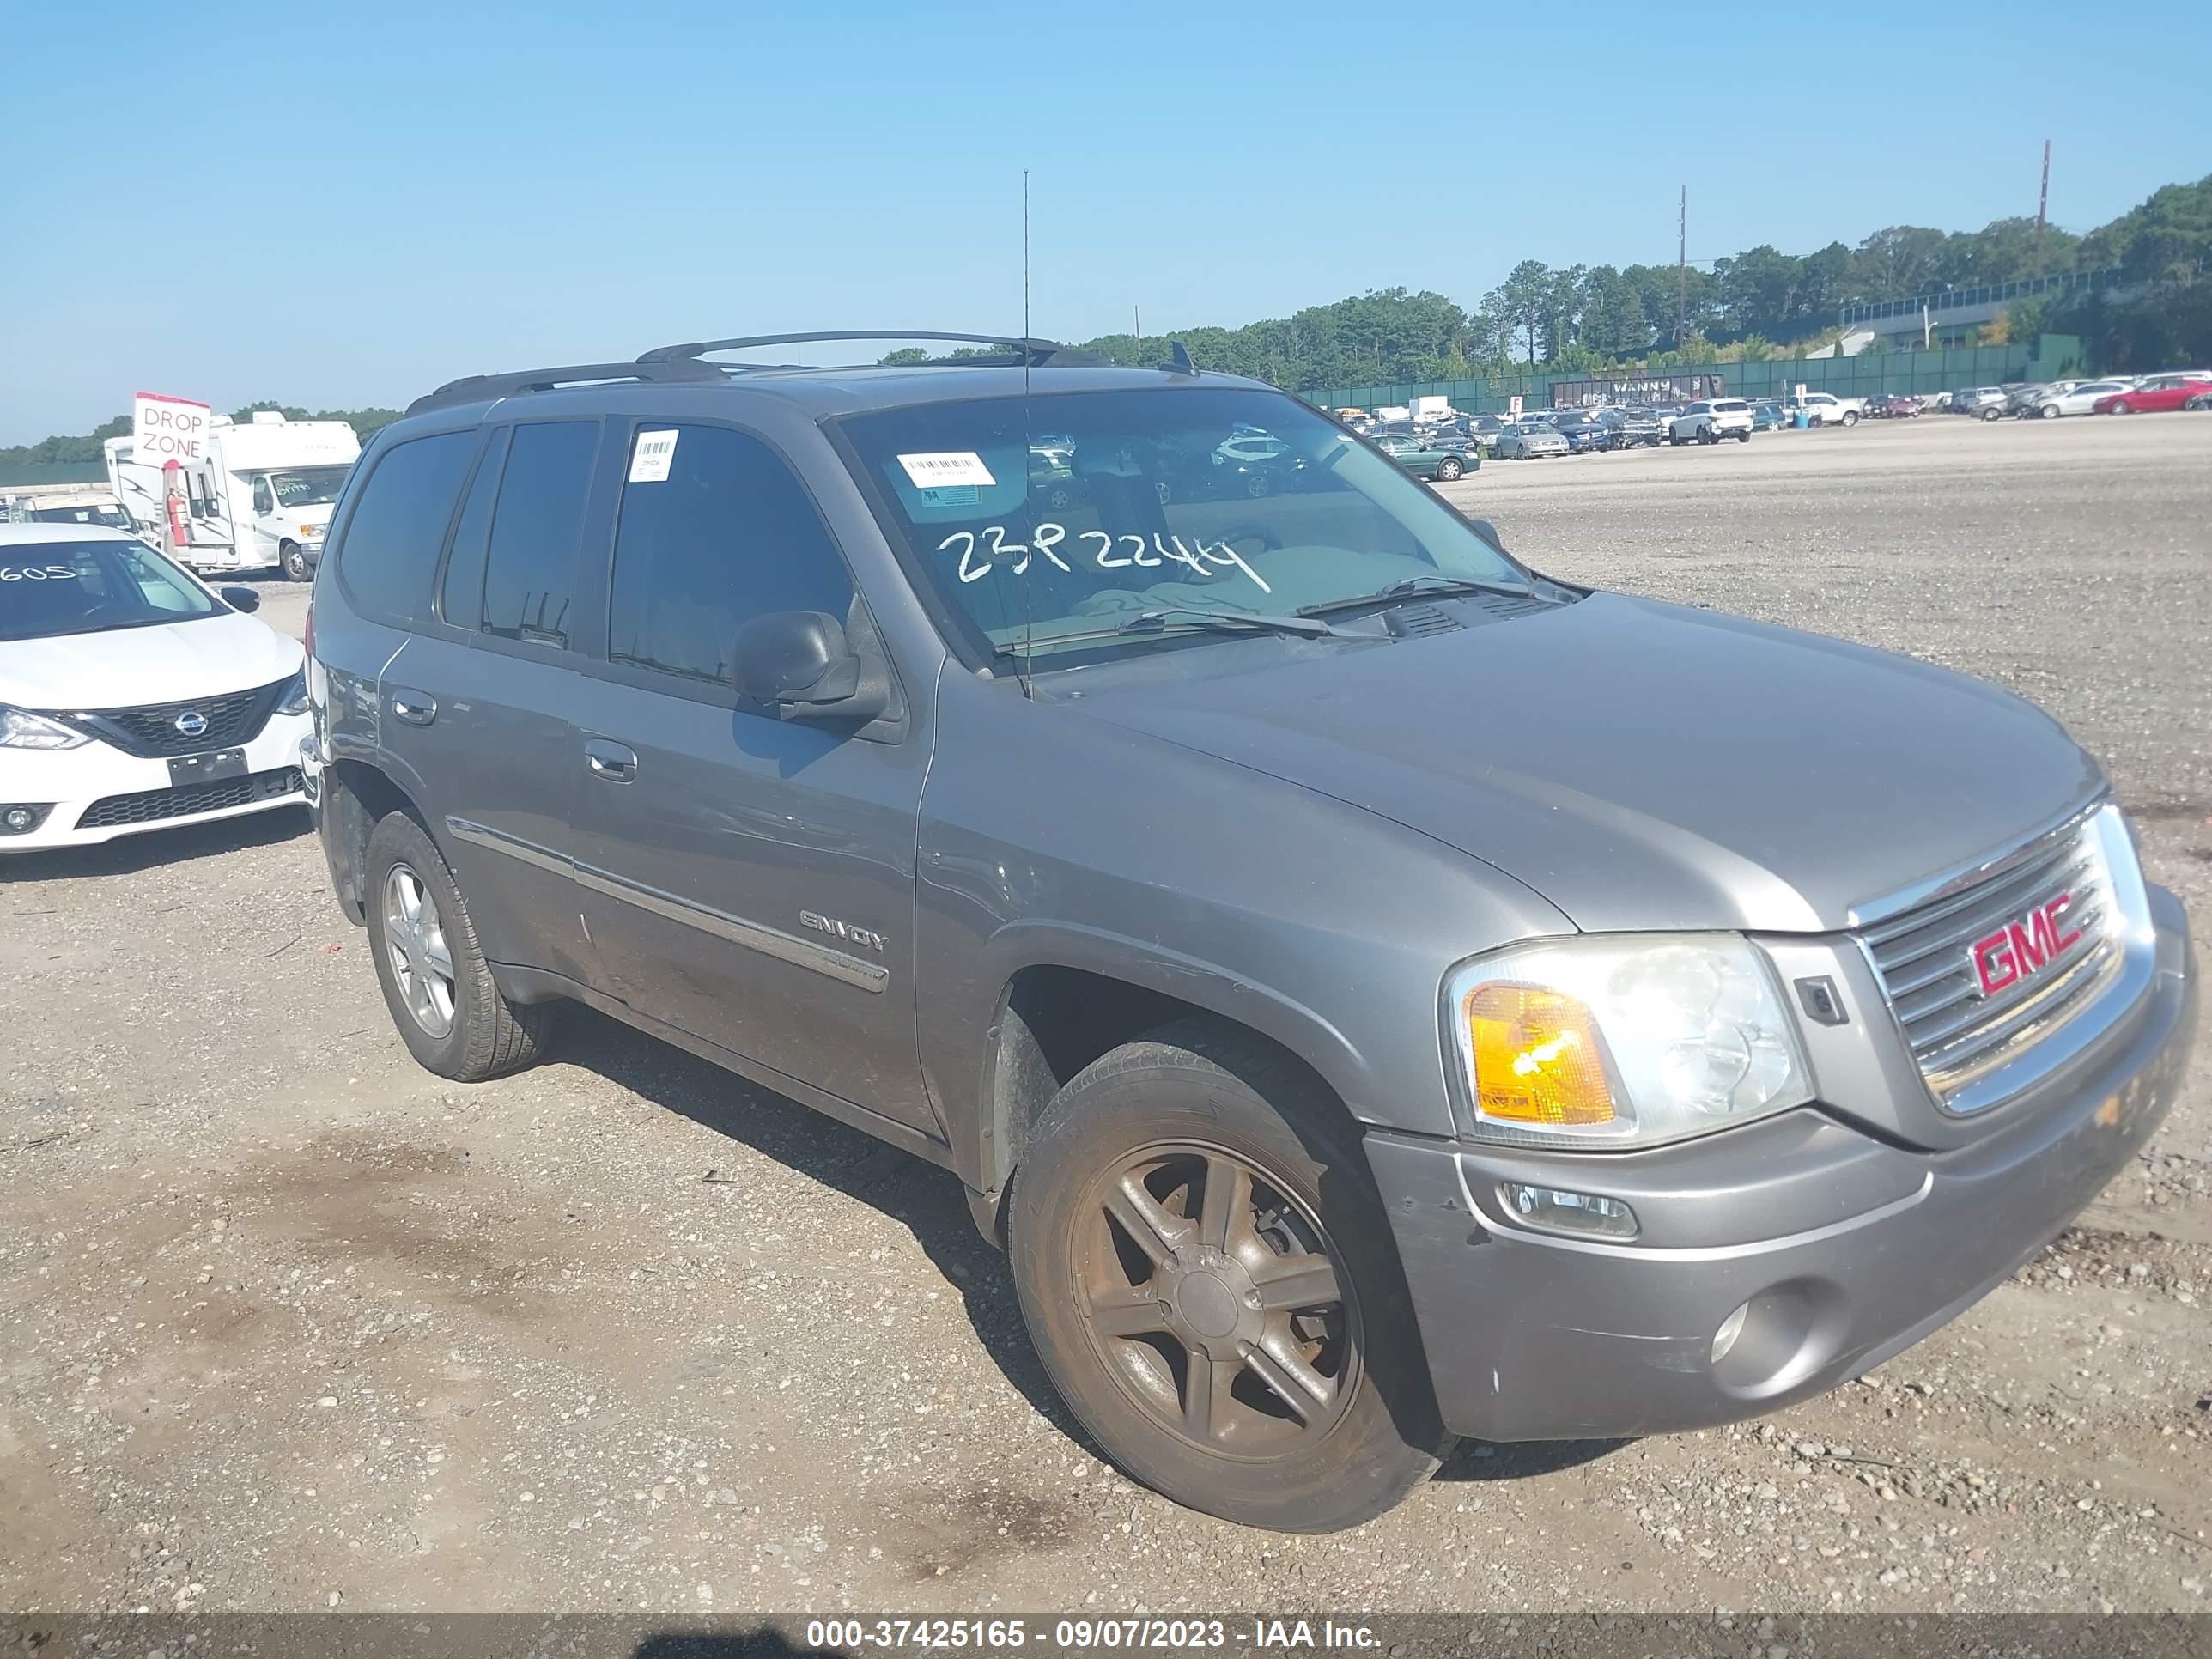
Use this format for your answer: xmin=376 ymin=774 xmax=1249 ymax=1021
xmin=1969 ymin=891 xmax=2082 ymax=997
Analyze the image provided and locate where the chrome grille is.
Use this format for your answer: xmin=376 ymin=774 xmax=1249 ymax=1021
xmin=1861 ymin=815 xmax=2119 ymax=1103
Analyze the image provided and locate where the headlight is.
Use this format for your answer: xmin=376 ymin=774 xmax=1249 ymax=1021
xmin=299 ymin=524 xmax=324 ymax=539
xmin=0 ymin=704 xmax=90 ymax=750
xmin=276 ymin=670 xmax=310 ymax=716
xmin=1443 ymin=934 xmax=1813 ymax=1149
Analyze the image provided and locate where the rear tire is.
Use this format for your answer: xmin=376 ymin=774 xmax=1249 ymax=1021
xmin=1007 ymin=1021 xmax=1450 ymax=1532
xmin=364 ymin=811 xmax=558 ymax=1081
xmin=279 ymin=540 xmax=310 ymax=582
xmin=2109 ymin=401 xmax=2133 ymax=416
xmin=2039 ymin=404 xmax=2060 ymax=419
xmin=1737 ymin=429 xmax=1753 ymax=442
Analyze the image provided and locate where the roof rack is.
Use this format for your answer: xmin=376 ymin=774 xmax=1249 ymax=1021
xmin=638 ymin=330 xmax=1070 ymax=366
xmin=404 ymin=357 xmax=726 ymax=417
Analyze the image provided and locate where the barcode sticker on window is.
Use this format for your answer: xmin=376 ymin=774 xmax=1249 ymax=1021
xmin=896 ymin=451 xmax=996 ymax=489
xmin=629 ymin=428 xmax=679 ymax=483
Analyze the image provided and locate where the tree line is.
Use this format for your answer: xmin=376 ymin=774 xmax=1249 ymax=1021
xmin=7 ymin=174 xmax=2205 ymax=466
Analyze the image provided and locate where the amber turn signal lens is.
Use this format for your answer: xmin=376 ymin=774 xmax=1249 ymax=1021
xmin=1464 ymin=984 xmax=1617 ymax=1126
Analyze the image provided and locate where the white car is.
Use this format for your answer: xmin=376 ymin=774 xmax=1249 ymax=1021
xmin=1792 ymin=392 xmax=1864 ymax=427
xmin=1668 ymin=398 xmax=1755 ymax=444
xmin=0 ymin=524 xmax=312 ymax=853
xmin=2025 ymin=379 xmax=2135 ymax=418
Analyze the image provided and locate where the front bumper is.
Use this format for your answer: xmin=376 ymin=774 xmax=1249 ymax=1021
xmin=1369 ymin=883 xmax=2195 ymax=1443
xmin=0 ymin=712 xmax=313 ymax=853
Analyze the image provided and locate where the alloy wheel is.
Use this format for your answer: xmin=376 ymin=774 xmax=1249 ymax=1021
xmin=1076 ymin=1141 xmax=1358 ymax=1458
xmin=382 ymin=863 xmax=457 ymax=1037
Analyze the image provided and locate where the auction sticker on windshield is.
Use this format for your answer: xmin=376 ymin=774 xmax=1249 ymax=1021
xmin=896 ymin=451 xmax=996 ymax=489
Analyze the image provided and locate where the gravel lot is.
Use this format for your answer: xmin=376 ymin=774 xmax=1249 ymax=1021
xmin=3 ymin=413 xmax=2208 ymax=1617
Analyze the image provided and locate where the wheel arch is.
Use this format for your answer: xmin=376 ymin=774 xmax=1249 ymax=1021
xmin=320 ymin=757 xmax=441 ymax=925
xmin=963 ymin=957 xmax=1370 ymax=1246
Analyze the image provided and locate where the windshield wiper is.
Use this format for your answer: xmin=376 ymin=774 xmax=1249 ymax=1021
xmin=994 ymin=607 xmax=1339 ymax=659
xmin=1115 ymin=607 xmax=1338 ymax=638
xmin=1295 ymin=574 xmax=1539 ymax=617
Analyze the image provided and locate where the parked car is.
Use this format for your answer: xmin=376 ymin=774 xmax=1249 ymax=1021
xmin=2021 ymin=380 xmax=2134 ymax=419
xmin=2094 ymin=374 xmax=2212 ymax=416
xmin=1373 ymin=435 xmax=1478 ymax=482
xmin=1668 ymin=399 xmax=1756 ymax=444
xmin=1549 ymin=417 xmax=1613 ymax=454
xmin=1749 ymin=402 xmax=1789 ymax=431
xmin=307 ymin=332 xmax=2194 ymax=1534
xmin=1493 ymin=422 xmax=1571 ymax=459
xmin=1791 ymin=392 xmax=1865 ymax=428
xmin=1601 ymin=409 xmax=1666 ymax=447
xmin=1949 ymin=387 xmax=2009 ymax=418
xmin=0 ymin=523 xmax=311 ymax=852
xmin=1449 ymin=414 xmax=1511 ymax=452
xmin=1864 ymin=394 xmax=1923 ymax=419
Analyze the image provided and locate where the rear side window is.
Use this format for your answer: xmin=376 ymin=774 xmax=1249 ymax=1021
xmin=481 ymin=421 xmax=599 ymax=647
xmin=436 ymin=426 xmax=511 ymax=632
xmin=606 ymin=423 xmax=854 ymax=689
xmin=334 ymin=431 xmax=476 ymax=622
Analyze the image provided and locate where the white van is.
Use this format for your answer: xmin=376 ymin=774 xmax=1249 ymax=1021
xmin=106 ymin=412 xmax=361 ymax=580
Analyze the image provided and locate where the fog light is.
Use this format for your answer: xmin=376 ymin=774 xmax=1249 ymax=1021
xmin=1 ymin=805 xmax=51 ymax=835
xmin=1498 ymin=1182 xmax=1638 ymax=1239
xmin=1711 ymin=1300 xmax=1752 ymax=1364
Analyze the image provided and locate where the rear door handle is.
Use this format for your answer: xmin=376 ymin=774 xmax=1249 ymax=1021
xmin=585 ymin=738 xmax=637 ymax=782
xmin=389 ymin=688 xmax=437 ymax=726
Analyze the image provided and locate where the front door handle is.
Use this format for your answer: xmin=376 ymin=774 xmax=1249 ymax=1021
xmin=585 ymin=738 xmax=637 ymax=782
xmin=389 ymin=688 xmax=437 ymax=726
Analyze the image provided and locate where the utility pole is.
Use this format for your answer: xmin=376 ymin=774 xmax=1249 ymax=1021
xmin=2033 ymin=140 xmax=2051 ymax=276
xmin=1677 ymin=185 xmax=1688 ymax=343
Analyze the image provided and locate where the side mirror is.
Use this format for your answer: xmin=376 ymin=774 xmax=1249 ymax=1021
xmin=735 ymin=610 xmax=890 ymax=723
xmin=220 ymin=585 xmax=262 ymax=613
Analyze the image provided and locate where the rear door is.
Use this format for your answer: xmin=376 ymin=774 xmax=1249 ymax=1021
xmin=391 ymin=419 xmax=609 ymax=981
xmin=567 ymin=418 xmax=933 ymax=1129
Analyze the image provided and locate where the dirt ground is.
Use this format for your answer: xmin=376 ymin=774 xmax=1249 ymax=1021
xmin=2 ymin=412 xmax=2207 ymax=1616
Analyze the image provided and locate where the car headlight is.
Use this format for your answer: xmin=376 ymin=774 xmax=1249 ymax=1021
xmin=0 ymin=704 xmax=90 ymax=750
xmin=276 ymin=669 xmax=310 ymax=716
xmin=1443 ymin=934 xmax=1813 ymax=1149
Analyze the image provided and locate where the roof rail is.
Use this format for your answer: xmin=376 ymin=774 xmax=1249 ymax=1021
xmin=638 ymin=330 xmax=1066 ymax=366
xmin=404 ymin=357 xmax=726 ymax=417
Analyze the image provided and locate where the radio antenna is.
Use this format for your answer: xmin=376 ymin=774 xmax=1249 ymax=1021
xmin=1016 ymin=167 xmax=1036 ymax=699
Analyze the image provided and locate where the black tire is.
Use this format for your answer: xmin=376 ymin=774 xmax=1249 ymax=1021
xmin=1007 ymin=1020 xmax=1450 ymax=1532
xmin=2108 ymin=401 xmax=2133 ymax=416
xmin=1737 ymin=428 xmax=1753 ymax=442
xmin=1980 ymin=405 xmax=2002 ymax=421
xmin=279 ymin=540 xmax=310 ymax=582
xmin=1699 ymin=427 xmax=1718 ymax=445
xmin=364 ymin=811 xmax=556 ymax=1081
xmin=2039 ymin=403 xmax=2061 ymax=419
xmin=1436 ymin=456 xmax=1463 ymax=481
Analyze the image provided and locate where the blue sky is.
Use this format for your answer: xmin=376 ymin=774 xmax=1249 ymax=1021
xmin=4 ymin=0 xmax=2207 ymax=442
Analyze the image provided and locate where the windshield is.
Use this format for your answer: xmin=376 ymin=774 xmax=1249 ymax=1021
xmin=267 ymin=466 xmax=351 ymax=508
xmin=836 ymin=387 xmax=1528 ymax=665
xmin=28 ymin=502 xmax=133 ymax=529
xmin=0 ymin=537 xmax=220 ymax=641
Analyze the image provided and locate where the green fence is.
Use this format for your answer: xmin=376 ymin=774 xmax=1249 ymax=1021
xmin=1300 ymin=337 xmax=2085 ymax=413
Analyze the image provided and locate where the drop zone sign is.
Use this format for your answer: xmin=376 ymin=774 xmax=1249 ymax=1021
xmin=134 ymin=392 xmax=212 ymax=464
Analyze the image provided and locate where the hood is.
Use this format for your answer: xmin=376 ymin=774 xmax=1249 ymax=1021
xmin=0 ymin=611 xmax=301 ymax=711
xmin=1080 ymin=592 xmax=2102 ymax=933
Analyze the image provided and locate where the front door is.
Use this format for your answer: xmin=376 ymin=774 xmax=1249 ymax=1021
xmin=568 ymin=420 xmax=933 ymax=1131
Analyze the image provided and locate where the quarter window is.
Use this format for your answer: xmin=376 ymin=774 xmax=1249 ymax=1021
xmin=607 ymin=423 xmax=854 ymax=688
xmin=335 ymin=430 xmax=477 ymax=622
xmin=481 ymin=421 xmax=599 ymax=647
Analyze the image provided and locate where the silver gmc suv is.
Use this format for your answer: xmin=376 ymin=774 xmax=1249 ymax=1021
xmin=307 ymin=331 xmax=2196 ymax=1533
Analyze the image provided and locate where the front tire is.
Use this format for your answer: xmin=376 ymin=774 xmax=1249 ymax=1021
xmin=279 ymin=540 xmax=310 ymax=582
xmin=2109 ymin=401 xmax=2133 ymax=416
xmin=2040 ymin=404 xmax=2060 ymax=419
xmin=1007 ymin=1022 xmax=1449 ymax=1532
xmin=364 ymin=811 xmax=558 ymax=1081
xmin=1436 ymin=456 xmax=1463 ymax=481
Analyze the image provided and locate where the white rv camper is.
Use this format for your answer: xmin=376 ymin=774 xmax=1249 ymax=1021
xmin=106 ymin=411 xmax=360 ymax=580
